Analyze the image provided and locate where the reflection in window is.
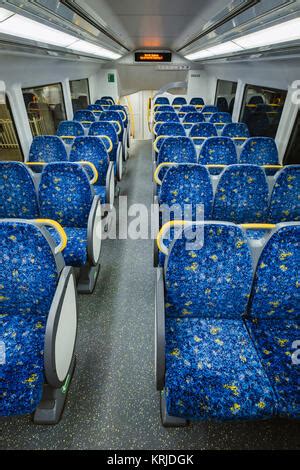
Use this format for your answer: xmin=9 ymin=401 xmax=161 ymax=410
xmin=70 ymin=78 xmax=90 ymax=114
xmin=215 ymin=80 xmax=237 ymax=115
xmin=0 ymin=96 xmax=23 ymax=161
xmin=240 ymin=84 xmax=287 ymax=138
xmin=284 ymin=111 xmax=300 ymax=165
xmin=22 ymin=83 xmax=66 ymax=136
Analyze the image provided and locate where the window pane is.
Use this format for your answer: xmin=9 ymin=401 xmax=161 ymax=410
xmin=284 ymin=111 xmax=300 ymax=165
xmin=70 ymin=78 xmax=90 ymax=114
xmin=0 ymin=96 xmax=23 ymax=161
xmin=215 ymin=79 xmax=237 ymax=115
xmin=240 ymin=84 xmax=287 ymax=138
xmin=22 ymin=83 xmax=66 ymax=136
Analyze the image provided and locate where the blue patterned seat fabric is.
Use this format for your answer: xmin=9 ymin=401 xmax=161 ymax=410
xmin=201 ymin=106 xmax=219 ymax=118
xmin=155 ymin=97 xmax=170 ymax=105
xmin=155 ymin=105 xmax=175 ymax=113
xmin=99 ymin=110 xmax=124 ymax=139
xmin=190 ymin=97 xmax=205 ymax=106
xmin=155 ymin=124 xmax=186 ymax=152
xmin=164 ymin=224 xmax=276 ymax=420
xmin=0 ymin=221 xmax=59 ymax=416
xmin=155 ymin=112 xmax=180 ymax=124
xmin=69 ymin=136 xmax=109 ymax=201
xmin=159 ymin=164 xmax=213 ymax=220
xmin=95 ymin=99 xmax=110 ymax=106
xmin=179 ymin=105 xmax=197 ymax=114
xmin=87 ymin=104 xmax=103 ymax=112
xmin=56 ymin=120 xmax=85 ymax=144
xmin=89 ymin=121 xmax=119 ymax=174
xmin=73 ymin=110 xmax=96 ymax=128
xmin=0 ymin=162 xmax=39 ymax=218
xmin=39 ymin=162 xmax=93 ymax=266
xmin=182 ymin=112 xmax=205 ymax=130
xmin=189 ymin=123 xmax=218 ymax=145
xmin=109 ymin=105 xmax=129 ymax=126
xmin=269 ymin=165 xmax=300 ymax=223
xmin=199 ymin=137 xmax=238 ymax=175
xmin=157 ymin=137 xmax=197 ymax=181
xmin=246 ymin=224 xmax=300 ymax=418
xmin=209 ymin=112 xmax=232 ymax=130
xmin=222 ymin=123 xmax=250 ymax=140
xmin=213 ymin=165 xmax=269 ymax=225
xmin=29 ymin=136 xmax=67 ymax=163
xmin=101 ymin=96 xmax=115 ymax=104
xmin=172 ymin=97 xmax=187 ymax=106
xmin=240 ymin=138 xmax=279 ymax=175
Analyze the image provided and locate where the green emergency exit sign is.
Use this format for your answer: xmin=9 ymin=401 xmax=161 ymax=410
xmin=108 ymin=73 xmax=115 ymax=83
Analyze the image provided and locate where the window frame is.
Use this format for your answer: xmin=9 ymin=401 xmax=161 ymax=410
xmin=69 ymin=78 xmax=91 ymax=110
xmin=214 ymin=79 xmax=238 ymax=106
xmin=283 ymin=110 xmax=300 ymax=165
xmin=239 ymin=83 xmax=287 ymax=123
xmin=0 ymin=94 xmax=24 ymax=161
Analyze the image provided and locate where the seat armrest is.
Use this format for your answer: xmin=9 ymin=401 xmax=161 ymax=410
xmin=44 ymin=266 xmax=77 ymax=388
xmin=116 ymin=143 xmax=123 ymax=181
xmin=105 ymin=162 xmax=115 ymax=210
xmin=155 ymin=267 xmax=165 ymax=391
xmin=153 ymin=195 xmax=160 ymax=267
xmin=87 ymin=195 xmax=102 ymax=266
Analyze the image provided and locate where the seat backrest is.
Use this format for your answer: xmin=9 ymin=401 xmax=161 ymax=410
xmin=87 ymin=104 xmax=103 ymax=112
xmin=109 ymin=105 xmax=128 ymax=125
xmin=179 ymin=105 xmax=197 ymax=114
xmin=189 ymin=123 xmax=218 ymax=142
xmin=155 ymin=97 xmax=170 ymax=105
xmin=209 ymin=112 xmax=232 ymax=124
xmin=99 ymin=110 xmax=124 ymax=134
xmin=156 ymin=122 xmax=186 ymax=137
xmin=159 ymin=164 xmax=213 ymax=220
xmin=172 ymin=97 xmax=187 ymax=106
xmin=183 ymin=112 xmax=205 ymax=124
xmin=0 ymin=162 xmax=39 ymax=218
xmin=155 ymin=105 xmax=175 ymax=113
xmin=213 ymin=164 xmax=269 ymax=224
xmin=57 ymin=120 xmax=85 ymax=143
xmin=199 ymin=137 xmax=238 ymax=167
xmin=0 ymin=220 xmax=59 ymax=316
xmin=69 ymin=136 xmax=109 ymax=186
xmin=155 ymin=112 xmax=180 ymax=124
xmin=89 ymin=121 xmax=118 ymax=148
xmin=39 ymin=162 xmax=93 ymax=227
xmin=202 ymin=105 xmax=219 ymax=115
xmin=248 ymin=223 xmax=300 ymax=319
xmin=29 ymin=136 xmax=67 ymax=163
xmin=165 ymin=223 xmax=253 ymax=318
xmin=240 ymin=137 xmax=279 ymax=165
xmin=101 ymin=96 xmax=115 ymax=104
xmin=222 ymin=123 xmax=250 ymax=138
xmin=269 ymin=165 xmax=300 ymax=223
xmin=73 ymin=110 xmax=96 ymax=127
xmin=157 ymin=136 xmax=197 ymax=166
xmin=190 ymin=97 xmax=205 ymax=106
xmin=95 ymin=99 xmax=111 ymax=106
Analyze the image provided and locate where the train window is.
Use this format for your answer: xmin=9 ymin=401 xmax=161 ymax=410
xmin=0 ymin=95 xmax=23 ymax=161
xmin=284 ymin=111 xmax=300 ymax=165
xmin=22 ymin=82 xmax=66 ymax=136
xmin=240 ymin=84 xmax=287 ymax=138
xmin=215 ymin=79 xmax=237 ymax=115
xmin=70 ymin=78 xmax=90 ymax=114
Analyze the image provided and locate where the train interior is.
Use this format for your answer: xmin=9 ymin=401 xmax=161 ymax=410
xmin=0 ymin=0 xmax=299 ymax=451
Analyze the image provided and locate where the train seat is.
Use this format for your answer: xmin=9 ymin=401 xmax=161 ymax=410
xmin=153 ymin=123 xmax=186 ymax=154
xmin=199 ymin=137 xmax=238 ymax=175
xmin=28 ymin=136 xmax=68 ymax=167
xmin=154 ymin=111 xmax=180 ymax=127
xmin=221 ymin=123 xmax=250 ymax=146
xmin=87 ymin=104 xmax=104 ymax=116
xmin=155 ymin=135 xmax=196 ymax=174
xmin=154 ymin=105 xmax=175 ymax=113
xmin=178 ymin=105 xmax=197 ymax=116
xmin=209 ymin=112 xmax=232 ymax=131
xmin=99 ymin=110 xmax=127 ymax=161
xmin=201 ymin=106 xmax=219 ymax=120
xmin=73 ymin=110 xmax=96 ymax=129
xmin=0 ymin=220 xmax=77 ymax=423
xmin=101 ymin=96 xmax=115 ymax=105
xmin=56 ymin=120 xmax=85 ymax=145
xmin=240 ymin=137 xmax=280 ymax=175
xmin=154 ymin=97 xmax=170 ymax=105
xmin=269 ymin=165 xmax=300 ymax=223
xmin=190 ymin=97 xmax=205 ymax=106
xmin=182 ymin=112 xmax=205 ymax=130
xmin=212 ymin=165 xmax=269 ymax=232
xmin=69 ymin=136 xmax=115 ymax=208
xmin=189 ymin=122 xmax=218 ymax=145
xmin=246 ymin=223 xmax=300 ymax=418
xmin=156 ymin=223 xmax=276 ymax=424
xmin=88 ymin=121 xmax=123 ymax=181
xmin=0 ymin=162 xmax=39 ymax=219
xmin=38 ymin=162 xmax=102 ymax=293
xmin=95 ymin=99 xmax=111 ymax=108
xmin=172 ymin=97 xmax=187 ymax=107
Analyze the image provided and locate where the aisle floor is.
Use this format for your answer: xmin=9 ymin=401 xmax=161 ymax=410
xmin=1 ymin=141 xmax=299 ymax=450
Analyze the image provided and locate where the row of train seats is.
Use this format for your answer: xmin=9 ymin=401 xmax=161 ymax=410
xmin=153 ymin=96 xmax=300 ymax=426
xmin=0 ymin=96 xmax=130 ymax=423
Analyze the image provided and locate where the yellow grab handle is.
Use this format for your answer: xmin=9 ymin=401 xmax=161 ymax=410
xmin=157 ymin=220 xmax=203 ymax=256
xmin=206 ymin=164 xmax=226 ymax=168
xmin=110 ymin=120 xmax=122 ymax=135
xmin=153 ymin=135 xmax=168 ymax=153
xmin=232 ymin=137 xmax=248 ymax=141
xmin=80 ymin=121 xmax=94 ymax=124
xmin=153 ymin=121 xmax=164 ymax=135
xmin=262 ymin=165 xmax=283 ymax=170
xmin=97 ymin=135 xmax=113 ymax=153
xmin=240 ymin=223 xmax=276 ymax=230
xmin=25 ymin=161 xmax=46 ymax=166
xmin=78 ymin=161 xmax=99 ymax=185
xmin=59 ymin=135 xmax=76 ymax=140
xmin=153 ymin=162 xmax=177 ymax=185
xmin=35 ymin=219 xmax=68 ymax=254
xmin=118 ymin=110 xmax=127 ymax=122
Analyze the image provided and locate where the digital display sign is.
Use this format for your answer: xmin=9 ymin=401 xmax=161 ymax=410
xmin=135 ymin=52 xmax=172 ymax=62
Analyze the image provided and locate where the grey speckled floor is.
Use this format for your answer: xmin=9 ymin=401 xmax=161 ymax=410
xmin=1 ymin=140 xmax=299 ymax=450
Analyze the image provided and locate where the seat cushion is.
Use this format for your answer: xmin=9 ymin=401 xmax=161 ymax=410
xmin=94 ymin=185 xmax=107 ymax=203
xmin=0 ymin=313 xmax=46 ymax=416
xmin=165 ymin=317 xmax=276 ymax=421
xmin=246 ymin=318 xmax=300 ymax=418
xmin=48 ymin=227 xmax=87 ymax=267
